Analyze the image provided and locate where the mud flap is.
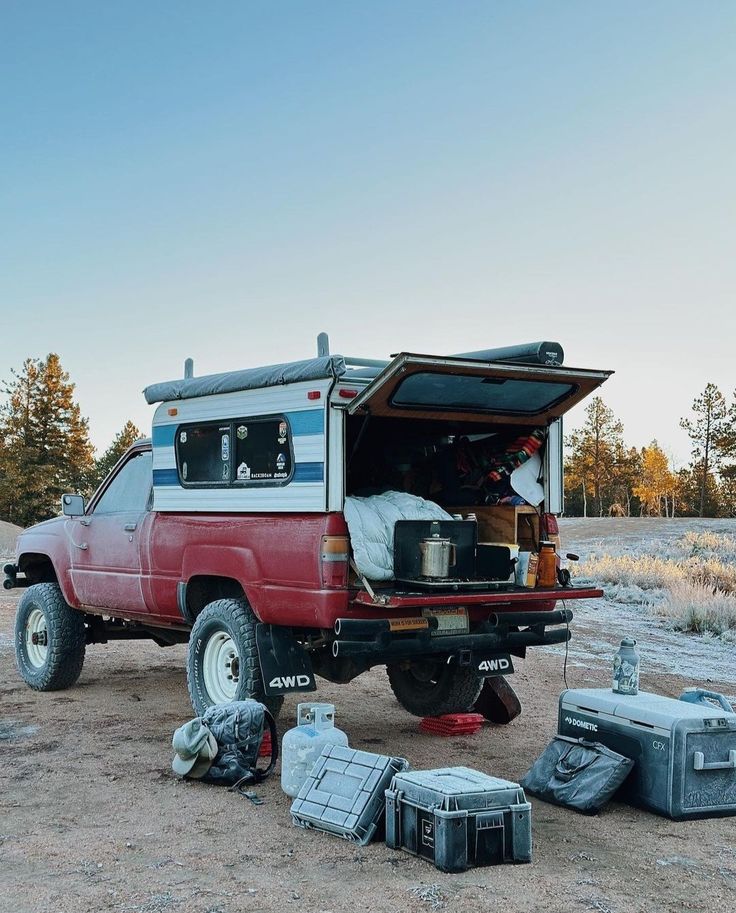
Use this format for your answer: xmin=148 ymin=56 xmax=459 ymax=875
xmin=256 ymin=624 xmax=317 ymax=696
xmin=474 ymin=675 xmax=522 ymax=725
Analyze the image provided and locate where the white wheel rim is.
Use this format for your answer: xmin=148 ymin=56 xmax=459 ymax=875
xmin=202 ymin=631 xmax=240 ymax=703
xmin=26 ymin=608 xmax=49 ymax=669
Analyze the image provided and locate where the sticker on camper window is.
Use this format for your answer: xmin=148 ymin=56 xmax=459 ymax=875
xmin=237 ymin=425 xmax=248 ymax=440
xmin=277 ymin=421 xmax=288 ymax=444
xmin=180 ymin=431 xmax=187 ymax=444
xmin=223 ymin=463 xmax=230 ymax=480
xmin=276 ymin=452 xmax=286 ymax=471
xmin=237 ymin=462 xmax=251 ymax=480
xmin=221 ymin=434 xmax=230 ymax=462
xmin=182 ymin=461 xmax=188 ymax=480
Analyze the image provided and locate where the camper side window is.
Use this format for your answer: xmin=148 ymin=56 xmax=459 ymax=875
xmin=175 ymin=416 xmax=293 ymax=487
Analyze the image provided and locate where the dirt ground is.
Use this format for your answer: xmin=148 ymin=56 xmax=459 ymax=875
xmin=2 ymin=522 xmax=735 ymax=913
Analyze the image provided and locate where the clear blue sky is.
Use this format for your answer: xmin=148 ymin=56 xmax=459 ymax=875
xmin=1 ymin=1 xmax=734 ymax=464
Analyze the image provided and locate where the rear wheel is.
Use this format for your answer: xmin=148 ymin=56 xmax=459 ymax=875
xmin=15 ymin=583 xmax=86 ymax=691
xmin=387 ymin=658 xmax=483 ymax=717
xmin=187 ymin=597 xmax=283 ymax=717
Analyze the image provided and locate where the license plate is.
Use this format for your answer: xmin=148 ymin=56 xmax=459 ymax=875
xmin=472 ymin=652 xmax=514 ymax=677
xmin=422 ymin=607 xmax=469 ymax=637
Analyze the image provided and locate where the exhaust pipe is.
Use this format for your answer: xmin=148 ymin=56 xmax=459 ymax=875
xmin=332 ymin=625 xmax=570 ymax=659
xmin=489 ymin=608 xmax=573 ymax=628
xmin=334 ymin=616 xmax=437 ymax=638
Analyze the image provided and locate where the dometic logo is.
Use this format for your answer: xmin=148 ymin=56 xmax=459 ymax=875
xmin=269 ymin=674 xmax=312 ymax=690
xmin=564 ymin=715 xmax=599 ymax=733
xmin=478 ymin=658 xmax=511 ymax=673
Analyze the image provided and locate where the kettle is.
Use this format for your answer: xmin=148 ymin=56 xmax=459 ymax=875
xmin=419 ymin=534 xmax=456 ymax=578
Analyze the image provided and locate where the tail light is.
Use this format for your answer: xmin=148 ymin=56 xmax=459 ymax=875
xmin=320 ymin=535 xmax=350 ymax=589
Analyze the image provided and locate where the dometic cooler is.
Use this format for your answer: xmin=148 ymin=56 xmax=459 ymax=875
xmin=559 ymin=688 xmax=736 ymax=820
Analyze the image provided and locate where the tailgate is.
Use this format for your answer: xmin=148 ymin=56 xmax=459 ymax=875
xmin=351 ymin=584 xmax=603 ymax=610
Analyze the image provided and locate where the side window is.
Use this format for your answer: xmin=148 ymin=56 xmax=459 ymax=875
xmin=175 ymin=416 xmax=293 ymax=487
xmin=177 ymin=423 xmax=231 ymax=484
xmin=233 ymin=418 xmax=292 ymax=483
xmin=94 ymin=451 xmax=153 ymax=514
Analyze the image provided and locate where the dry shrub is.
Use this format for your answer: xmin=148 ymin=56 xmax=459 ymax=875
xmin=657 ymin=579 xmax=736 ymax=635
xmin=573 ymin=554 xmax=683 ymax=590
xmin=574 ymin=531 xmax=736 ymax=637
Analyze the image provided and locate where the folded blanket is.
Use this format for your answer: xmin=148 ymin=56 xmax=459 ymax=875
xmin=344 ymin=492 xmax=452 ymax=581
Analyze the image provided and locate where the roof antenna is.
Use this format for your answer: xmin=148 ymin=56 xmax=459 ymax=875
xmin=184 ymin=357 xmax=194 ymax=379
xmin=317 ymin=332 xmax=330 ymax=357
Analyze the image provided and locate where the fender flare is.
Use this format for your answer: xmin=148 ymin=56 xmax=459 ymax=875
xmin=180 ymin=544 xmax=264 ymax=618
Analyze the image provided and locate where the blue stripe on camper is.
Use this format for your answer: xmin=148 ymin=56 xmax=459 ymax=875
xmin=152 ymin=424 xmax=177 ymax=447
xmin=153 ymin=468 xmax=179 ymax=486
xmin=293 ymin=462 xmax=324 ymax=482
xmin=151 ymin=409 xmax=323 ymax=447
xmin=284 ymin=409 xmax=324 ymax=436
xmin=153 ymin=463 xmax=324 ymax=486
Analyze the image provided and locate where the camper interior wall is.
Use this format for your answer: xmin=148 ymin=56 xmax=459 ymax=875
xmin=327 ymin=404 xmax=345 ymax=511
xmin=544 ymin=418 xmax=563 ymax=515
xmin=344 ymin=414 xmax=547 ymax=525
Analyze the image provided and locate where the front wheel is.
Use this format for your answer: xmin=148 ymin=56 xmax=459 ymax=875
xmin=387 ymin=658 xmax=483 ymax=717
xmin=15 ymin=583 xmax=86 ymax=691
xmin=186 ymin=597 xmax=283 ymax=718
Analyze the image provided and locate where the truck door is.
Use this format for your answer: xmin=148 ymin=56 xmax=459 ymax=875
xmin=69 ymin=449 xmax=153 ymax=615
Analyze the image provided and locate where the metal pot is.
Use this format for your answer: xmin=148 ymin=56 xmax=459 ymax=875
xmin=419 ymin=536 xmax=456 ymax=578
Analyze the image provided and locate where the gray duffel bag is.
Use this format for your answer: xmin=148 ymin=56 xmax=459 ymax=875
xmin=521 ymin=736 xmax=634 ymax=814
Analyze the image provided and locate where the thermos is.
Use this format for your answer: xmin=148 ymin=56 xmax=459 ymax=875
xmin=536 ymin=541 xmax=557 ymax=588
xmin=613 ymin=638 xmax=640 ymax=695
xmin=281 ymin=702 xmax=349 ymax=797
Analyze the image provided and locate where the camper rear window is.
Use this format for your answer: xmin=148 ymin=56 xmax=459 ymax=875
xmin=391 ymin=372 xmax=576 ymax=415
xmin=175 ymin=416 xmax=293 ymax=486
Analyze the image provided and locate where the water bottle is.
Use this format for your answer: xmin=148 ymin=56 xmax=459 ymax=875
xmin=280 ymin=702 xmax=349 ymax=797
xmin=612 ymin=638 xmax=640 ymax=695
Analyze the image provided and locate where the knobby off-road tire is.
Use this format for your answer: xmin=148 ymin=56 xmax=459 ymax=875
xmin=187 ymin=597 xmax=283 ymax=718
xmin=14 ymin=583 xmax=86 ymax=691
xmin=387 ymin=658 xmax=484 ymax=717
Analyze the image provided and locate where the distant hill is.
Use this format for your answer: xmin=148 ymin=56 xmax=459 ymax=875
xmin=0 ymin=520 xmax=23 ymax=557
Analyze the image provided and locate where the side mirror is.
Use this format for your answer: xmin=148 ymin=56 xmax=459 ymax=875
xmin=62 ymin=494 xmax=86 ymax=517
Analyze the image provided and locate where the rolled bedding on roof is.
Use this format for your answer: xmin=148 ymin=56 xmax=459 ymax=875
xmin=143 ymin=355 xmax=347 ymax=404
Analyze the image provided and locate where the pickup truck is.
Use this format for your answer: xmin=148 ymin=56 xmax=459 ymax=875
xmin=8 ymin=338 xmax=609 ymax=721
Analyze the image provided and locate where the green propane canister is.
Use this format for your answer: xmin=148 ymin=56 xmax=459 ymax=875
xmin=281 ymin=702 xmax=349 ymax=798
xmin=613 ymin=638 xmax=640 ymax=695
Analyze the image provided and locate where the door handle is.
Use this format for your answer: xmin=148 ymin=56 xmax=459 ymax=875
xmin=124 ymin=523 xmax=137 ymax=532
xmin=693 ymin=749 xmax=736 ymax=771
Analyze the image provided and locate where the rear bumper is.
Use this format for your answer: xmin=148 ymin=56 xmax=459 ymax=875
xmin=331 ymin=607 xmax=574 ymax=662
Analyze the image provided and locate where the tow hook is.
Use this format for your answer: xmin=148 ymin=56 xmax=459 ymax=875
xmin=31 ymin=631 xmax=48 ymax=646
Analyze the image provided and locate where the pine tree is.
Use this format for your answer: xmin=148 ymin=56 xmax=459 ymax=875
xmin=0 ymin=355 xmax=95 ymax=526
xmin=680 ymin=383 xmax=727 ymax=517
xmin=92 ymin=420 xmax=144 ymax=489
xmin=717 ymin=389 xmax=736 ymax=486
xmin=565 ymin=397 xmax=625 ymax=516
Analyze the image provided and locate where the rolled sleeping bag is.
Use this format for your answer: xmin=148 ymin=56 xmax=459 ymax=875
xmin=452 ymin=341 xmax=564 ymax=366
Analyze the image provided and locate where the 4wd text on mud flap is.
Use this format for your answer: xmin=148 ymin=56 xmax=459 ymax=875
xmin=478 ymin=657 xmax=512 ymax=673
xmin=269 ymin=674 xmax=312 ymax=690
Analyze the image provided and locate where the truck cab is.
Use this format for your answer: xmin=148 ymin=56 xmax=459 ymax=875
xmin=9 ymin=338 xmax=611 ymax=721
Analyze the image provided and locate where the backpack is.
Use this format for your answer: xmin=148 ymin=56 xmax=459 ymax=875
xmin=200 ymin=700 xmax=278 ymax=788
